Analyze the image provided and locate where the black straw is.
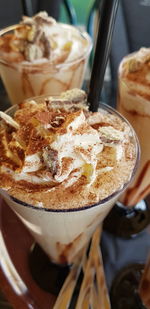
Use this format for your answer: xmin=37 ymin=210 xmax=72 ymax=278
xmin=88 ymin=0 xmax=120 ymax=112
xmin=21 ymin=0 xmax=33 ymax=17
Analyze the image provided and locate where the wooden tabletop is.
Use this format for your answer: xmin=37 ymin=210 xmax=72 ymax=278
xmin=0 ymin=199 xmax=56 ymax=309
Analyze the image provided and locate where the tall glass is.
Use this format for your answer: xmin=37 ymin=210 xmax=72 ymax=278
xmin=104 ymin=52 xmax=150 ymax=238
xmin=0 ymin=100 xmax=140 ymax=265
xmin=0 ymin=24 xmax=92 ymax=105
xmin=118 ymin=54 xmax=150 ymax=207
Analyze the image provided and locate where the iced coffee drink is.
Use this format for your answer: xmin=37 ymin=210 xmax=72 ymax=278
xmin=0 ymin=12 xmax=92 ymax=105
xmin=0 ymin=89 xmax=138 ymax=264
xmin=118 ymin=48 xmax=150 ymax=206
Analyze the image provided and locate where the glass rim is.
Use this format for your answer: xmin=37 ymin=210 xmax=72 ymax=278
xmin=3 ymin=101 xmax=140 ymax=213
xmin=0 ymin=23 xmax=93 ymax=69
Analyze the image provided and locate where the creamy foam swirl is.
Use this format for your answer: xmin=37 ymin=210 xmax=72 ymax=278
xmin=43 ymin=110 xmax=103 ymax=183
xmin=0 ymin=89 xmax=136 ymax=209
xmin=0 ymin=89 xmax=130 ymax=191
xmin=0 ymin=11 xmax=91 ymax=64
xmin=119 ymin=47 xmax=150 ymax=116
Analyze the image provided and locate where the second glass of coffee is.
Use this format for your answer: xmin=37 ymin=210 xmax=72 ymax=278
xmin=104 ymin=48 xmax=150 ymax=237
xmin=0 ymin=12 xmax=92 ymax=105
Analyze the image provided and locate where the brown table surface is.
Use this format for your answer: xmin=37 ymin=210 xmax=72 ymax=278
xmin=0 ymin=198 xmax=57 ymax=309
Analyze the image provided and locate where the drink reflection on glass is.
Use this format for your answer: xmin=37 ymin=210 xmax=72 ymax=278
xmin=0 ymin=90 xmax=139 ymax=280
xmin=104 ymin=48 xmax=150 ymax=237
xmin=0 ymin=12 xmax=92 ymax=105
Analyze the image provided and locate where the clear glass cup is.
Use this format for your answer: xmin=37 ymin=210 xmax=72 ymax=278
xmin=0 ymin=24 xmax=92 ymax=105
xmin=118 ymin=54 xmax=150 ymax=207
xmin=104 ymin=52 xmax=150 ymax=238
xmin=0 ymin=99 xmax=140 ymax=266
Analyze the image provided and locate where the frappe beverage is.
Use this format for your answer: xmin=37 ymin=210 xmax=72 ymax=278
xmin=0 ymin=12 xmax=92 ymax=105
xmin=118 ymin=48 xmax=150 ymax=206
xmin=0 ymin=89 xmax=138 ymax=264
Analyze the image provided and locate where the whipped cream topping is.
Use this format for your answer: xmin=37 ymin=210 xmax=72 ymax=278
xmin=119 ymin=48 xmax=150 ymax=116
xmin=0 ymin=89 xmax=136 ymax=209
xmin=121 ymin=48 xmax=150 ymax=74
xmin=44 ymin=110 xmax=103 ymax=183
xmin=0 ymin=89 xmax=131 ymax=191
xmin=0 ymin=11 xmax=91 ymax=64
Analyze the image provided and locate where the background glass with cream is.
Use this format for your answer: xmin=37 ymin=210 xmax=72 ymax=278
xmin=118 ymin=50 xmax=150 ymax=207
xmin=0 ymin=14 xmax=92 ymax=105
xmin=104 ymin=49 xmax=150 ymax=238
